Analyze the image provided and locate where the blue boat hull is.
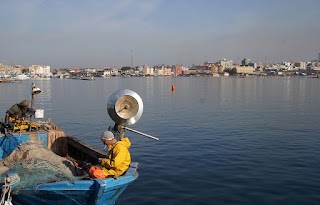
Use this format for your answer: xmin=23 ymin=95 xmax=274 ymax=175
xmin=11 ymin=171 xmax=137 ymax=205
xmin=0 ymin=127 xmax=138 ymax=205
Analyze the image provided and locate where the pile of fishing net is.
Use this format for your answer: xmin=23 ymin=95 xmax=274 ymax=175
xmin=0 ymin=142 xmax=83 ymax=192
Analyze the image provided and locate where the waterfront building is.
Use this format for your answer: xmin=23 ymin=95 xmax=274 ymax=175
xmin=154 ymin=65 xmax=172 ymax=76
xmin=13 ymin=65 xmax=25 ymax=74
xmin=235 ymin=65 xmax=254 ymax=74
xmin=0 ymin=64 xmax=24 ymax=76
xmin=279 ymin=62 xmax=293 ymax=71
xmin=182 ymin=66 xmax=189 ymax=71
xmin=210 ymin=64 xmax=222 ymax=74
xmin=313 ymin=62 xmax=320 ymax=71
xmin=29 ymin=65 xmax=51 ymax=78
xmin=255 ymin=62 xmax=264 ymax=72
xmin=203 ymin=62 xmax=218 ymax=74
xmin=219 ymin=59 xmax=233 ymax=69
xmin=172 ymin=65 xmax=183 ymax=76
xmin=164 ymin=66 xmax=172 ymax=76
xmin=204 ymin=59 xmax=232 ymax=74
xmin=0 ymin=64 xmax=11 ymax=76
xmin=153 ymin=67 xmax=159 ymax=76
xmin=294 ymin=61 xmax=306 ymax=70
xmin=142 ymin=64 xmax=154 ymax=76
xmin=69 ymin=68 xmax=81 ymax=73
xmin=241 ymin=58 xmax=251 ymax=66
xmin=85 ymin=68 xmax=97 ymax=73
xmin=193 ymin=65 xmax=211 ymax=75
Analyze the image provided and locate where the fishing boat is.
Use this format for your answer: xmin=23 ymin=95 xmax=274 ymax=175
xmin=69 ymin=76 xmax=95 ymax=81
xmin=80 ymin=76 xmax=95 ymax=81
xmin=14 ymin=74 xmax=31 ymax=81
xmin=0 ymin=86 xmax=158 ymax=205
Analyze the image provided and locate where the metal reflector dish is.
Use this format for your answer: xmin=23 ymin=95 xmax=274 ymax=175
xmin=107 ymin=89 xmax=143 ymax=125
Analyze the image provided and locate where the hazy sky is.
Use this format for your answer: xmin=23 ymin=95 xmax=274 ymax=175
xmin=1 ymin=0 xmax=320 ymax=68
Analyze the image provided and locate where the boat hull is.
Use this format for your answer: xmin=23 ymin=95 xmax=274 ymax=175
xmin=11 ymin=173 xmax=137 ymax=205
xmin=0 ymin=125 xmax=138 ymax=205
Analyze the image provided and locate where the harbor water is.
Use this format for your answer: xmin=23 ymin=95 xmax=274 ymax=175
xmin=0 ymin=77 xmax=320 ymax=205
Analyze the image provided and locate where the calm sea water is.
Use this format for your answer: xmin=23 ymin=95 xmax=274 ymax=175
xmin=0 ymin=77 xmax=320 ymax=205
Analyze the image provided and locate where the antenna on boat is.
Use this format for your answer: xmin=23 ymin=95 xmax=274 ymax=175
xmin=27 ymin=82 xmax=41 ymax=122
xmin=31 ymin=82 xmax=41 ymax=109
xmin=107 ymin=89 xmax=159 ymax=141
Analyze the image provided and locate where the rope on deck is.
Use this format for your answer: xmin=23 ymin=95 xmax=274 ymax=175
xmin=0 ymin=174 xmax=19 ymax=205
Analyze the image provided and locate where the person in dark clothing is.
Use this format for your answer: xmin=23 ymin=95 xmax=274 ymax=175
xmin=4 ymin=100 xmax=30 ymax=124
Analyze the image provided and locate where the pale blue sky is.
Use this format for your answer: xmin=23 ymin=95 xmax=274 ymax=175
xmin=1 ymin=0 xmax=319 ymax=68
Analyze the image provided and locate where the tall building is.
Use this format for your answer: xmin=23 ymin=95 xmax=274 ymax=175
xmin=173 ymin=65 xmax=183 ymax=76
xmin=29 ymin=65 xmax=51 ymax=77
xmin=318 ymin=50 xmax=320 ymax=61
xmin=219 ymin=59 xmax=233 ymax=68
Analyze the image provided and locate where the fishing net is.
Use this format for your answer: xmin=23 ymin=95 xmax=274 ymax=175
xmin=0 ymin=142 xmax=84 ymax=193
xmin=0 ymin=158 xmax=82 ymax=192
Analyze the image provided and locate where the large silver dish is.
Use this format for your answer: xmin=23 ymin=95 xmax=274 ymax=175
xmin=107 ymin=89 xmax=143 ymax=125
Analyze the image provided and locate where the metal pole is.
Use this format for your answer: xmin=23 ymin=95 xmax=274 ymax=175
xmin=121 ymin=126 xmax=159 ymax=141
xmin=31 ymin=82 xmax=35 ymax=108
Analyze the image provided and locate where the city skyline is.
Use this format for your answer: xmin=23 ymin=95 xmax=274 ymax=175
xmin=0 ymin=0 xmax=320 ymax=68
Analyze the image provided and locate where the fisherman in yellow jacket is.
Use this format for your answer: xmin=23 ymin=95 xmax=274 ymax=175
xmin=89 ymin=130 xmax=131 ymax=179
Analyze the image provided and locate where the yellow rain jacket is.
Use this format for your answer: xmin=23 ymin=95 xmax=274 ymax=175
xmin=101 ymin=137 xmax=131 ymax=177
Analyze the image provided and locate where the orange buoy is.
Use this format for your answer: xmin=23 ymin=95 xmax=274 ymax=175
xmin=171 ymin=84 xmax=176 ymax=91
